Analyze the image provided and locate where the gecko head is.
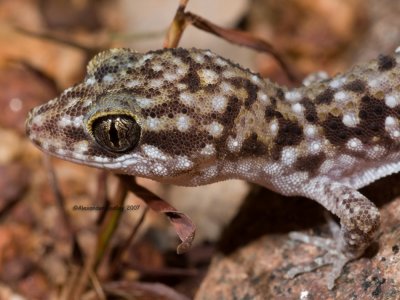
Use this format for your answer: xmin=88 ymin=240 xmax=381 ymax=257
xmin=26 ymin=48 xmax=238 ymax=182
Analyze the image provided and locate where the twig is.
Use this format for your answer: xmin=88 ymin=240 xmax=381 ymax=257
xmin=163 ymin=0 xmax=191 ymax=48
xmin=118 ymin=175 xmax=196 ymax=254
xmin=70 ymin=178 xmax=128 ymax=299
xmin=109 ymin=205 xmax=149 ymax=276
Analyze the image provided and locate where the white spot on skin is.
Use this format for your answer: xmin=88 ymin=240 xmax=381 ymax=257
xmin=334 ymin=91 xmax=350 ymax=102
xmin=222 ymin=70 xmax=236 ymax=78
xmin=176 ymin=115 xmax=191 ymax=132
xmin=177 ymin=67 xmax=187 ymax=76
xmin=309 ymin=141 xmax=322 ymax=154
xmin=85 ymin=77 xmax=96 ymax=85
xmin=152 ymin=64 xmax=163 ymax=72
xmin=368 ymin=77 xmax=385 ymax=89
xmin=215 ymin=57 xmax=228 ymax=66
xmin=302 ymin=71 xmax=329 ymax=86
xmin=146 ymin=117 xmax=161 ymax=130
xmin=82 ymin=99 xmax=93 ymax=108
xmin=285 ymin=90 xmax=302 ymax=102
xmin=142 ymin=145 xmax=168 ymax=161
xmin=142 ymin=53 xmax=154 ymax=61
xmin=126 ymin=80 xmax=140 ymax=88
xmin=385 ymin=94 xmax=399 ymax=108
xmin=199 ymin=69 xmax=219 ymax=84
xmin=227 ymin=136 xmax=240 ymax=152
xmin=329 ymin=77 xmax=346 ymax=89
xmin=304 ymin=125 xmax=316 ymax=137
xmin=150 ymin=79 xmax=163 ymax=88
xmin=171 ymin=56 xmax=183 ymax=66
xmin=164 ymin=73 xmax=178 ymax=81
xmin=208 ymin=121 xmax=224 ymax=137
xmin=221 ymin=82 xmax=233 ymax=93
xmin=194 ymin=54 xmax=205 ymax=64
xmin=367 ymin=145 xmax=386 ymax=159
xmin=200 ymin=144 xmax=216 ymax=156
xmin=384 ymin=116 xmax=400 ymax=139
xmin=176 ymin=156 xmax=193 ymax=170
xmin=136 ymin=98 xmax=153 ymax=108
xmin=32 ymin=114 xmax=45 ymax=127
xmin=291 ymin=103 xmax=304 ymax=114
xmin=177 ymin=83 xmax=187 ymax=90
xmin=258 ymin=91 xmax=269 ymax=103
xmin=71 ymin=116 xmax=83 ymax=128
xmin=251 ymin=75 xmax=261 ymax=84
xmin=179 ymin=92 xmax=194 ymax=106
xmin=58 ymin=116 xmax=72 ymax=127
xmin=63 ymin=87 xmax=73 ymax=94
xmin=152 ymin=164 xmax=168 ymax=176
xmin=103 ymin=74 xmax=114 ymax=83
xmin=385 ymin=116 xmax=396 ymax=127
xmin=281 ymin=147 xmax=297 ymax=166
xmin=346 ymin=138 xmax=363 ymax=151
xmin=204 ymin=50 xmax=214 ymax=57
xmin=211 ymin=95 xmax=227 ymax=112
xmin=342 ymin=113 xmax=359 ymax=127
xmin=74 ymin=141 xmax=89 ymax=154
xmin=269 ymin=121 xmax=279 ymax=135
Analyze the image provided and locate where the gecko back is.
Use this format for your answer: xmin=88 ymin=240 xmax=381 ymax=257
xmin=26 ymin=47 xmax=400 ymax=289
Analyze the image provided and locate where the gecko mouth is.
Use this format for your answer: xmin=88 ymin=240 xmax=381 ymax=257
xmin=25 ymin=109 xmax=38 ymax=143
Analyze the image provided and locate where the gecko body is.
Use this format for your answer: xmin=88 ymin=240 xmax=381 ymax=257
xmin=26 ymin=47 xmax=400 ymax=288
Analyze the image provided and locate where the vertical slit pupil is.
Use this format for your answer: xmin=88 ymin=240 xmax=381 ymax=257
xmin=109 ymin=120 xmax=120 ymax=147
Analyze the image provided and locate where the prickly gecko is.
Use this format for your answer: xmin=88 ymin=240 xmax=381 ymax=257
xmin=26 ymin=47 xmax=400 ymax=289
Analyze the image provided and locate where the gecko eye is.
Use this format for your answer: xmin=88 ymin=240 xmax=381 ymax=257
xmin=91 ymin=114 xmax=141 ymax=152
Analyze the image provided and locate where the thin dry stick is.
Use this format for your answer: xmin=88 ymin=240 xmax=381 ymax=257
xmin=109 ymin=205 xmax=150 ymax=276
xmin=70 ymin=179 xmax=127 ymax=299
xmin=185 ymin=12 xmax=298 ymax=82
xmin=89 ymin=269 xmax=107 ymax=300
xmin=164 ymin=2 xmax=297 ymax=82
xmin=163 ymin=0 xmax=190 ymax=48
xmin=15 ymin=27 xmax=101 ymax=56
xmin=118 ymin=176 xmax=196 ymax=254
xmin=95 ymin=171 xmax=109 ymax=225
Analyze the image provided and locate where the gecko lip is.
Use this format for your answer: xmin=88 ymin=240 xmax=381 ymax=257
xmin=25 ymin=110 xmax=35 ymax=139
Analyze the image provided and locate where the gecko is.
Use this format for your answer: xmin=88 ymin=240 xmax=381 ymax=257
xmin=26 ymin=47 xmax=400 ymax=289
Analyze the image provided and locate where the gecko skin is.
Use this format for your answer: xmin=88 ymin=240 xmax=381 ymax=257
xmin=26 ymin=47 xmax=400 ymax=288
